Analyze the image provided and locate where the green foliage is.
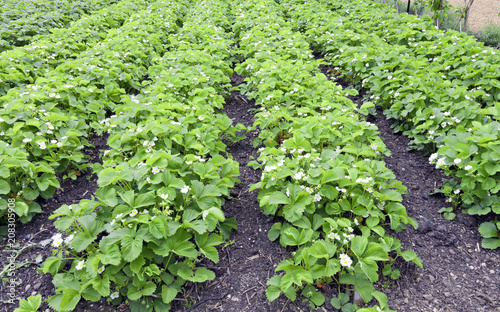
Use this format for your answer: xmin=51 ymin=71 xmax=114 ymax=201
xmin=477 ymin=23 xmax=500 ymax=48
xmin=234 ymin=0 xmax=420 ymax=309
xmin=14 ymin=294 xmax=42 ymax=312
xmin=289 ymin=0 xmax=500 ymax=250
xmin=41 ymin=1 xmax=241 ymax=311
xmin=0 ymin=0 xmax=188 ymax=224
xmin=330 ymin=293 xmax=357 ymax=312
xmin=0 ymin=0 xmax=149 ymax=95
xmin=478 ymin=221 xmax=500 ymax=249
xmin=0 ymin=0 xmax=118 ymax=52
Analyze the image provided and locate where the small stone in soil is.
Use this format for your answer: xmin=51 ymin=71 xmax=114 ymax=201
xmin=353 ymin=290 xmax=363 ymax=306
xmin=422 ymin=193 xmax=429 ymax=200
xmin=422 ymin=294 xmax=433 ymax=300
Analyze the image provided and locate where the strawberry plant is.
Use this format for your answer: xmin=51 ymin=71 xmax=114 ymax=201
xmin=0 ymin=0 xmax=191 ymax=225
xmin=0 ymin=0 xmax=149 ymax=95
xmin=0 ymin=0 xmax=118 ymax=52
xmin=233 ymin=0 xmax=421 ymax=310
xmin=285 ymin=0 xmax=500 ymax=249
xmin=42 ymin=1 xmax=244 ymax=311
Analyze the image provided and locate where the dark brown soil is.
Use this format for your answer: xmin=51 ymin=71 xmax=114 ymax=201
xmin=370 ymin=106 xmax=500 ymax=312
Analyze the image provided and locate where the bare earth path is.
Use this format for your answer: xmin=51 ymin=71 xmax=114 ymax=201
xmin=447 ymin=0 xmax=500 ymax=32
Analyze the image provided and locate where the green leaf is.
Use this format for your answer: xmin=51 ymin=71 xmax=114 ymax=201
xmin=259 ymin=277 xmax=281 ymax=302
xmin=350 ymin=236 xmax=368 ymax=260
xmin=96 ymin=188 xmax=118 ymax=207
xmin=15 ymin=294 xmax=42 ymax=312
xmin=72 ymin=232 xmax=95 ymax=252
xmin=0 ymin=167 xmax=9 ymax=179
xmin=478 ymin=222 xmax=499 ymax=238
xmin=130 ymin=256 xmax=145 ymax=274
xmin=13 ymin=201 xmax=29 ymax=217
xmin=268 ymin=222 xmax=282 ymax=241
xmin=121 ymin=235 xmax=143 ymax=262
xmin=98 ymin=235 xmax=125 ymax=263
xmin=266 ymin=286 xmax=281 ymax=302
xmin=178 ymin=267 xmax=215 ymax=283
xmin=339 ymin=274 xmax=374 ymax=303
xmin=268 ymin=191 xmax=290 ymax=204
xmin=162 ymin=285 xmax=178 ymax=304
xmin=60 ymin=289 xmax=81 ymax=310
xmin=91 ymin=275 xmax=110 ymax=297
xmin=43 ymin=257 xmax=62 ymax=275
xmin=309 ymin=241 xmax=330 ymax=259
xmin=481 ymin=238 xmax=500 ymax=249
xmin=149 ymin=217 xmax=167 ymax=239
xmin=196 ymin=233 xmax=223 ymax=263
xmin=172 ymin=240 xmax=197 ymax=258
xmin=372 ymin=291 xmax=389 ymax=309
xmin=310 ymin=291 xmax=325 ymax=306
xmin=22 ymin=187 xmax=39 ymax=201
xmin=320 ymin=185 xmax=339 ymax=200
xmin=400 ymin=250 xmax=423 ymax=268
xmin=359 ymin=259 xmax=379 ymax=283
xmin=134 ymin=192 xmax=156 ymax=208
xmin=364 ymin=245 xmax=388 ymax=261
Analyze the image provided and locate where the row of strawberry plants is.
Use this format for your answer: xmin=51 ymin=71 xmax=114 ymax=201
xmin=0 ymin=0 xmax=150 ymax=95
xmin=0 ymin=0 xmax=108 ymax=22
xmin=41 ymin=1 xmax=243 ymax=311
xmin=233 ymin=0 xmax=420 ymax=310
xmin=285 ymin=0 xmax=500 ymax=248
xmin=0 ymin=0 xmax=119 ymax=52
xmin=0 ymin=0 xmax=185 ymax=225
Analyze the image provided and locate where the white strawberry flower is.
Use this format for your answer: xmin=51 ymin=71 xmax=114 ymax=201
xmin=454 ymin=158 xmax=462 ymax=164
xmin=339 ymin=254 xmax=352 ymax=267
xmin=75 ymin=260 xmax=85 ymax=270
xmin=57 ymin=142 xmax=63 ymax=147
xmin=110 ymin=292 xmax=119 ymax=299
xmin=313 ymin=193 xmax=322 ymax=202
xmin=160 ymin=194 xmax=168 ymax=200
xmin=64 ymin=234 xmax=73 ymax=245
xmin=181 ymin=185 xmax=190 ymax=194
xmin=429 ymin=153 xmax=438 ymax=163
xmin=129 ymin=209 xmax=138 ymax=217
xmin=22 ymin=138 xmax=32 ymax=143
xmin=37 ymin=141 xmax=47 ymax=149
xmin=52 ymin=233 xmax=63 ymax=247
xmin=436 ymin=158 xmax=446 ymax=168
xmin=152 ymin=167 xmax=160 ymax=174
xmin=198 ymin=116 xmax=204 ymax=121
xmin=464 ymin=165 xmax=473 ymax=171
xmin=97 ymin=266 xmax=105 ymax=274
